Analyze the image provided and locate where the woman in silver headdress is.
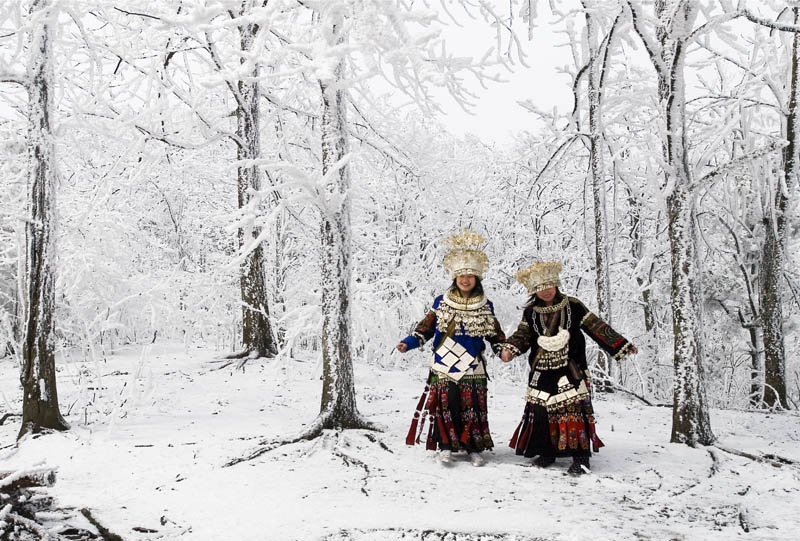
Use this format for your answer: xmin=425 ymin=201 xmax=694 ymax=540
xmin=499 ymin=261 xmax=637 ymax=475
xmin=396 ymin=231 xmax=506 ymax=467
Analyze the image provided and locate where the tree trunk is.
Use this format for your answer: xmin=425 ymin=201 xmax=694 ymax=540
xmin=18 ymin=0 xmax=69 ymax=439
xmin=583 ymin=3 xmax=615 ymax=384
xmin=316 ymin=7 xmax=368 ymax=430
xmin=234 ymin=12 xmax=276 ymax=359
xmin=629 ymin=196 xmax=658 ymax=346
xmin=759 ymin=8 xmax=798 ymax=409
xmin=654 ymin=1 xmax=714 ymax=445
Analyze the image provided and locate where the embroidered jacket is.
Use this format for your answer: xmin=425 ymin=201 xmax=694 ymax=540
xmin=401 ymin=291 xmax=505 ymax=377
xmin=502 ymin=295 xmax=633 ymax=370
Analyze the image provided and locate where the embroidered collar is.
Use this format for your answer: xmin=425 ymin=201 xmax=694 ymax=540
xmin=531 ymin=295 xmax=568 ymax=314
xmin=443 ymin=290 xmax=488 ymax=311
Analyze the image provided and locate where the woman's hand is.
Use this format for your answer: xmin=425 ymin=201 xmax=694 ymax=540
xmin=501 ymin=349 xmax=514 ymax=363
xmin=396 ymin=342 xmax=408 ymax=353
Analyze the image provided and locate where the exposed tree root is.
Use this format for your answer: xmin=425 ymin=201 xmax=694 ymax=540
xmin=331 ymin=433 xmax=371 ymax=496
xmin=209 ymin=349 xmax=277 ymax=371
xmin=707 ymin=448 xmax=721 ymax=477
xmin=670 ymin=449 xmax=718 ymax=496
xmin=225 ymin=412 xmax=380 ymax=467
xmin=0 ymin=413 xmax=20 ymax=426
xmin=363 ymin=433 xmax=393 ymax=454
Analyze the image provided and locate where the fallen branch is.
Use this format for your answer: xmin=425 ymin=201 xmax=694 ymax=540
xmin=80 ymin=508 xmax=124 ymax=541
xmin=714 ymin=445 xmax=797 ymax=468
xmin=738 ymin=505 xmax=751 ymax=533
xmin=0 ymin=467 xmax=56 ymax=490
xmin=592 ymin=375 xmax=658 ymax=406
xmin=4 ymin=512 xmax=56 ymax=539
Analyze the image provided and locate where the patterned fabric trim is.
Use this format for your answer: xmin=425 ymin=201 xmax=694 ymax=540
xmin=582 ymin=312 xmax=626 ymax=351
xmin=429 ymin=373 xmax=488 ymax=385
xmin=412 ymin=331 xmax=428 ymax=346
xmin=614 ymin=341 xmax=634 ymax=360
xmin=497 ymin=343 xmax=521 ymax=356
xmin=533 ymin=346 xmax=569 ymax=370
xmin=526 ymin=378 xmax=590 ymax=410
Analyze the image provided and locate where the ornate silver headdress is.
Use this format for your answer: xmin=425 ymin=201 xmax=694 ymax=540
xmin=516 ymin=261 xmax=563 ymax=293
xmin=442 ymin=230 xmax=489 ymax=279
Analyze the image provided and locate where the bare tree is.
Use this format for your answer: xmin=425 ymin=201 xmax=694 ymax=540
xmin=229 ymin=2 xmax=278 ymax=360
xmin=627 ymin=0 xmax=714 ymax=445
xmin=575 ymin=2 xmax=622 ymax=384
xmin=757 ymin=7 xmax=799 ymax=409
xmin=15 ymin=0 xmax=69 ymax=438
xmin=315 ymin=4 xmax=372 ymax=430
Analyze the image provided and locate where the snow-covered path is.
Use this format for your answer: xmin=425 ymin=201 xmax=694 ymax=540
xmin=1 ymin=345 xmax=798 ymax=540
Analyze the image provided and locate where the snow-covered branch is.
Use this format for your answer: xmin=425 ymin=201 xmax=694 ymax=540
xmin=741 ymin=8 xmax=800 ymax=33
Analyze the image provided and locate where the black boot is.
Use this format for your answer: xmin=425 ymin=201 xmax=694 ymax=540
xmin=533 ymin=455 xmax=555 ymax=468
xmin=568 ymin=456 xmax=590 ymax=475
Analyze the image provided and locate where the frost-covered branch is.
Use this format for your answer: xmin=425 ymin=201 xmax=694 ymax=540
xmin=0 ymin=72 xmax=25 ymax=86
xmin=741 ymin=8 xmax=800 ymax=33
xmin=697 ymin=140 xmax=788 ymax=185
xmin=623 ymin=0 xmax=664 ymax=74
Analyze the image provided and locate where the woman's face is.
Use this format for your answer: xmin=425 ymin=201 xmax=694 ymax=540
xmin=536 ymin=287 xmax=557 ymax=303
xmin=456 ymin=274 xmax=476 ymax=295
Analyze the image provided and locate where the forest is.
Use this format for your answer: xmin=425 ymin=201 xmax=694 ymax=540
xmin=1 ymin=1 xmax=799 ymax=540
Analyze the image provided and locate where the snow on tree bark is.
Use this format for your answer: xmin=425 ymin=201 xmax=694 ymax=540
xmin=19 ymin=0 xmax=69 ymax=439
xmin=582 ymin=2 xmax=615 ymax=383
xmin=658 ymin=1 xmax=714 ymax=445
xmin=316 ymin=6 xmax=369 ymax=430
xmin=758 ymin=7 xmax=798 ymax=409
xmin=234 ymin=7 xmax=277 ymax=359
xmin=628 ymin=0 xmax=714 ymax=444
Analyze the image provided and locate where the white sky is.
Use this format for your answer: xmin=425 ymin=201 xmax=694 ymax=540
xmin=434 ymin=4 xmax=577 ymax=144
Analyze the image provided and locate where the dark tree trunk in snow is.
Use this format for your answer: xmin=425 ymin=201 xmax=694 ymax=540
xmin=19 ymin=0 xmax=69 ymax=439
xmin=315 ymin=9 xmax=370 ymax=431
xmin=629 ymin=0 xmax=714 ymax=445
xmin=233 ymin=13 xmax=277 ymax=359
xmin=758 ymin=8 xmax=799 ymax=409
xmin=658 ymin=2 xmax=714 ymax=445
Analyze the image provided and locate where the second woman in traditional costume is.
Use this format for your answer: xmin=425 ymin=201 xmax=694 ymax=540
xmin=499 ymin=261 xmax=636 ymax=475
xmin=396 ymin=232 xmax=506 ymax=467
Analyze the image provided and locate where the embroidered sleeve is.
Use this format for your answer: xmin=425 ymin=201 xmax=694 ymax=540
xmin=580 ymin=311 xmax=633 ymax=359
xmin=401 ymin=310 xmax=437 ymax=351
xmin=486 ymin=317 xmax=507 ymax=355
xmin=500 ymin=310 xmax=533 ymax=357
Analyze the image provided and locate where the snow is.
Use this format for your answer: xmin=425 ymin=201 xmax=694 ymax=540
xmin=1 ymin=343 xmax=798 ymax=540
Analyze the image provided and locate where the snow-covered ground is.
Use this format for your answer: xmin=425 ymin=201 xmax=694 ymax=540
xmin=2 ymin=344 xmax=799 ymax=540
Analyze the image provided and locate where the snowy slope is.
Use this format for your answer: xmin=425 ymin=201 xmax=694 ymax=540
xmin=1 ymin=344 xmax=798 ymax=540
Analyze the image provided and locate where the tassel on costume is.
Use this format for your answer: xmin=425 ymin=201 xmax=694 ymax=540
xmin=425 ymin=423 xmax=437 ymax=450
xmin=509 ymin=421 xmax=522 ymax=449
xmin=406 ymin=384 xmax=430 ymax=446
xmin=518 ymin=417 xmax=534 ymax=449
